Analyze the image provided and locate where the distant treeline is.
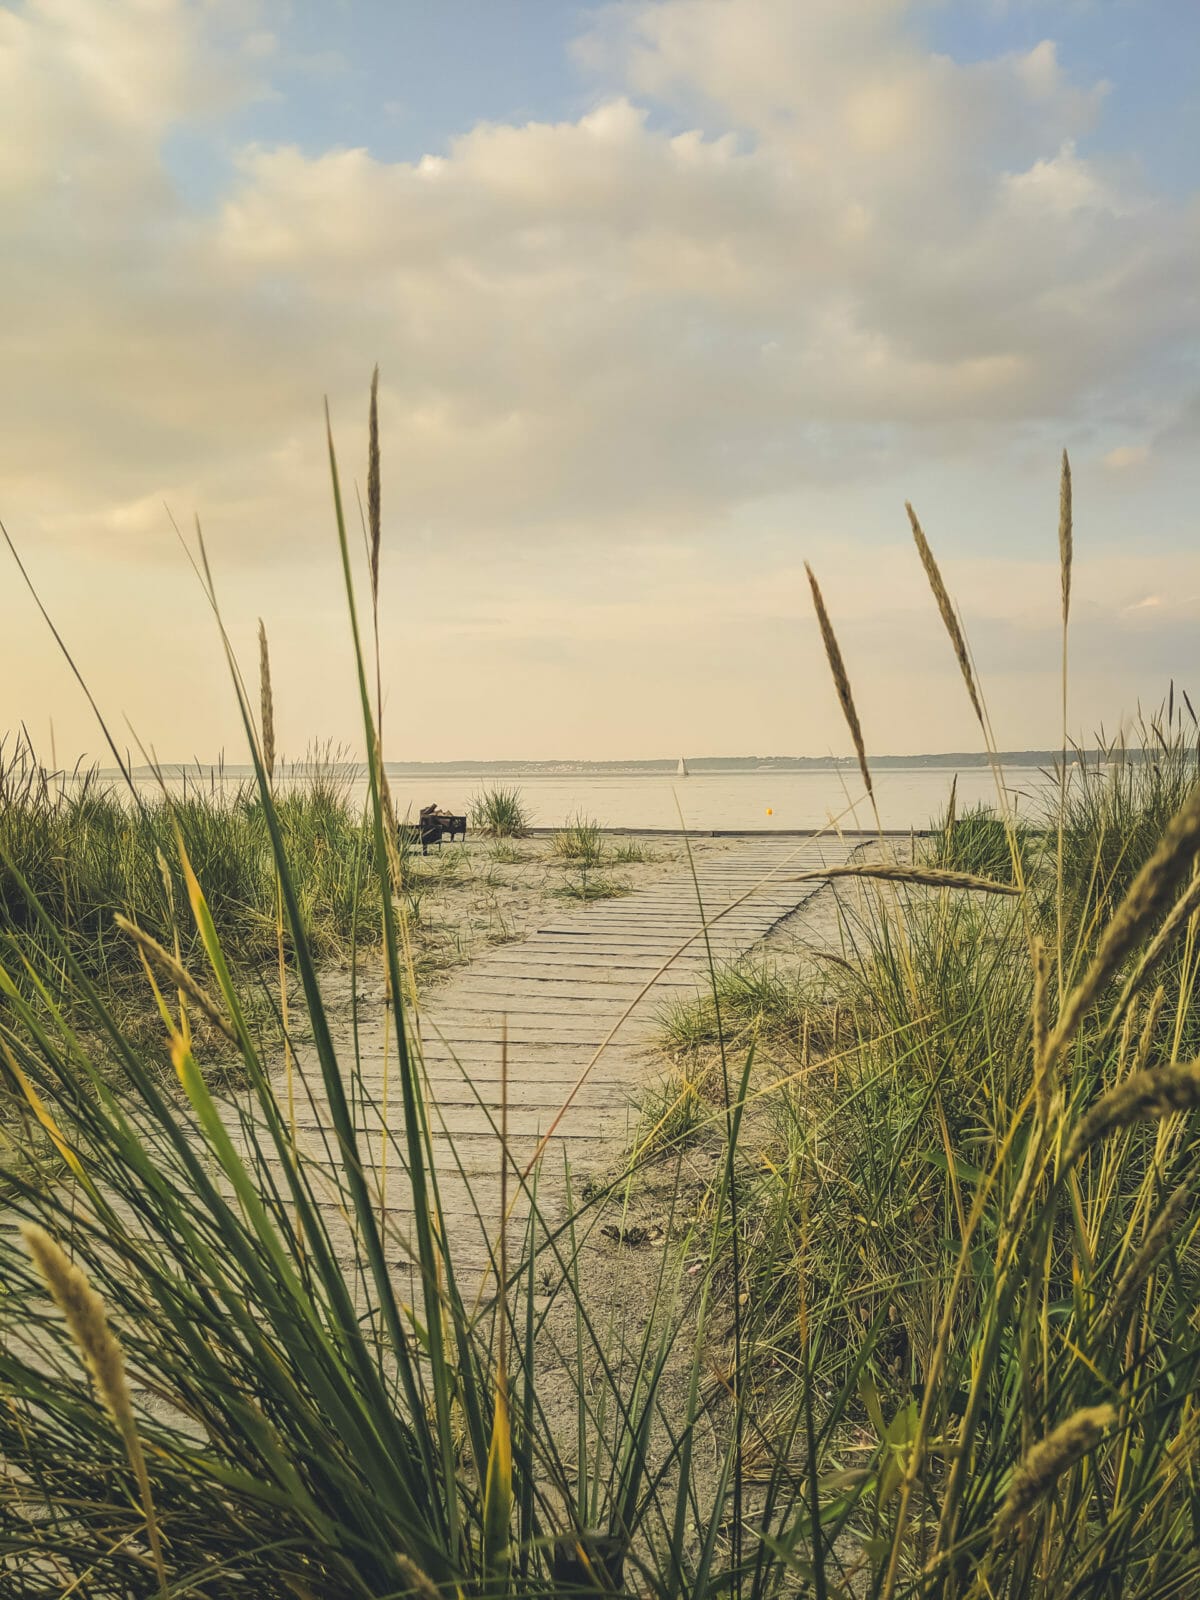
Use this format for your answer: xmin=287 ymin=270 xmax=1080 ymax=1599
xmin=376 ymin=751 xmax=1158 ymax=775
xmin=122 ymin=749 xmax=1160 ymax=779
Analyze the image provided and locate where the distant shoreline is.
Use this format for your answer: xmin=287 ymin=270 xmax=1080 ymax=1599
xmin=112 ymin=750 xmax=1136 ymax=779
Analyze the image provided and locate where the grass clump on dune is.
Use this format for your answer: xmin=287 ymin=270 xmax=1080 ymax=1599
xmin=0 ymin=742 xmax=378 ymax=1051
xmin=1055 ymin=719 xmax=1200 ymax=933
xmin=932 ymin=793 xmax=1034 ymax=884
xmin=469 ymin=784 xmax=531 ymax=837
xmin=552 ymin=812 xmax=605 ymax=864
xmin=610 ymin=836 xmax=661 ymax=865
xmin=658 ymin=955 xmax=828 ymax=1055
xmin=488 ymin=839 xmax=531 ymax=864
xmin=550 ymin=870 xmax=631 ymax=902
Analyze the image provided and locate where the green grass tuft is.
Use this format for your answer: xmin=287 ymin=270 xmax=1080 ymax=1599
xmin=551 ymin=812 xmax=605 ymax=864
xmin=468 ymin=785 xmax=531 ymax=837
xmin=550 ymin=871 xmax=631 ymax=901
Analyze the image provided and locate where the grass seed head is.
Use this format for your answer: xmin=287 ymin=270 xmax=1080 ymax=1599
xmin=1134 ymin=984 xmax=1166 ymax=1074
xmin=258 ymin=618 xmax=275 ymax=782
xmin=23 ymin=1224 xmax=129 ymax=1426
xmin=21 ymin=1224 xmax=168 ymax=1593
xmin=793 ymin=863 xmax=1019 ymax=896
xmin=1059 ymin=449 xmax=1073 ymax=628
xmin=804 ymin=563 xmax=873 ymax=799
xmin=1066 ymin=1059 xmax=1200 ymax=1166
xmin=906 ymin=503 xmax=984 ymax=728
xmin=1104 ymin=1179 xmax=1195 ymax=1327
xmin=997 ymin=1403 xmax=1115 ymax=1534
xmin=115 ymin=914 xmax=238 ymax=1043
xmin=368 ymin=364 xmax=381 ymax=608
xmin=393 ymin=1553 xmax=441 ymax=1599
xmin=1109 ymin=873 xmax=1200 ymax=1034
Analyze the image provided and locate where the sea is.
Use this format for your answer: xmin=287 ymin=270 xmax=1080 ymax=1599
xmin=120 ymin=763 xmax=1062 ymax=834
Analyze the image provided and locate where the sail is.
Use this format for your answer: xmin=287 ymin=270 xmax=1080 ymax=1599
xmin=677 ymin=756 xmax=689 ymax=778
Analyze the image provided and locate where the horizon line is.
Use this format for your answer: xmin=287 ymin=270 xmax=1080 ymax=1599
xmin=92 ymin=746 xmax=1145 ymax=777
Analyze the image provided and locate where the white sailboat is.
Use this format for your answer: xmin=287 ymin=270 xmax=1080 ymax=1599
xmin=677 ymin=756 xmax=689 ymax=778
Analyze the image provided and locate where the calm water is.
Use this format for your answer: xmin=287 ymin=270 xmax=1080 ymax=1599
xmin=131 ymin=765 xmax=1059 ymax=833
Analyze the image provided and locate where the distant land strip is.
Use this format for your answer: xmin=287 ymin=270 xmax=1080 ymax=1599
xmin=119 ymin=750 xmax=1153 ymax=779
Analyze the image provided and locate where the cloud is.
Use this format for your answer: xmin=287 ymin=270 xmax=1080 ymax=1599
xmin=0 ymin=0 xmax=266 ymax=207
xmin=1104 ymin=443 xmax=1151 ymax=470
xmin=1 ymin=0 xmax=1196 ymax=573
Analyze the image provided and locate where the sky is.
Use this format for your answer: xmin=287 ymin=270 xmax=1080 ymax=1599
xmin=1 ymin=0 xmax=1198 ymax=766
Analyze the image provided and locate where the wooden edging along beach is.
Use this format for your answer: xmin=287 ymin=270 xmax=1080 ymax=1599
xmin=519 ymin=826 xmax=923 ymax=838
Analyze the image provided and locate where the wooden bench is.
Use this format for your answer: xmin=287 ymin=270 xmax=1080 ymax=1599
xmin=399 ymin=807 xmax=467 ymax=854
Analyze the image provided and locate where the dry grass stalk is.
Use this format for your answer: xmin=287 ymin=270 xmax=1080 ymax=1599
xmin=1032 ymin=937 xmax=1052 ymax=1122
xmin=1116 ymin=996 xmax=1139 ymax=1079
xmin=22 ymin=1224 xmax=168 ymax=1595
xmin=368 ymin=364 xmax=381 ymax=608
xmin=1103 ymin=1180 xmax=1195 ymax=1328
xmin=790 ymin=863 xmax=1020 ymax=896
xmin=804 ymin=564 xmax=873 ymax=799
xmin=1045 ymin=783 xmax=1200 ymax=1077
xmin=1107 ymin=873 xmax=1200 ymax=1034
xmin=153 ymin=847 xmax=177 ymax=924
xmin=905 ymin=503 xmax=984 ymax=728
xmin=1133 ymin=985 xmax=1165 ymax=1076
xmin=996 ymin=1403 xmax=1115 ymax=1534
xmin=1059 ymin=450 xmax=1073 ymax=628
xmin=114 ymin=914 xmax=237 ymax=1043
xmin=377 ymin=754 xmax=405 ymax=895
xmin=258 ymin=618 xmax=275 ymax=783
xmin=1066 ymin=1060 xmax=1200 ymax=1167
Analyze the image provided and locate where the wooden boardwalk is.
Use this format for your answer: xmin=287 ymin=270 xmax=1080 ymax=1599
xmin=278 ymin=834 xmax=856 ymax=1292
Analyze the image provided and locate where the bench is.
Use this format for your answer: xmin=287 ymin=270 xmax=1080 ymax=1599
xmin=399 ymin=806 xmax=467 ymax=854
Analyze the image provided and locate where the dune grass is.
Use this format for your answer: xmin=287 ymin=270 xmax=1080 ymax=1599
xmin=552 ymin=813 xmax=605 ymax=865
xmin=0 ymin=754 xmax=593 ymax=1047
xmin=489 ymin=840 xmax=532 ymax=865
xmin=609 ymin=837 xmax=661 ymax=865
xmin=1 ymin=408 xmax=1199 ymax=1597
xmin=0 ymin=742 xmax=375 ymax=963
xmin=932 ymin=794 xmax=1034 ymax=884
xmin=0 ymin=745 xmax=378 ymax=1056
xmin=549 ymin=870 xmax=632 ymax=902
xmin=469 ymin=785 xmax=531 ymax=837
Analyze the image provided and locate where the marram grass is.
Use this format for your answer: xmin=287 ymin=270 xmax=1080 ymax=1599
xmin=1 ymin=410 xmax=1200 ymax=1599
xmin=469 ymin=784 xmax=532 ymax=838
xmin=805 ymin=561 xmax=874 ymax=805
xmin=21 ymin=1222 xmax=168 ymax=1596
xmin=995 ymin=1403 xmax=1115 ymax=1537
